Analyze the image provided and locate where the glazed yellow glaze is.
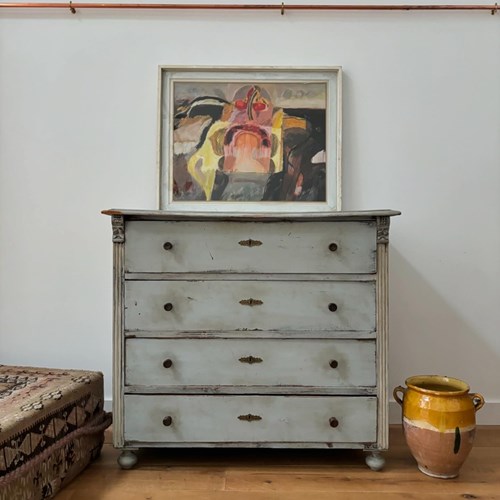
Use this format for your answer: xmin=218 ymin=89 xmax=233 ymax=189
xmin=403 ymin=416 xmax=475 ymax=433
xmin=399 ymin=375 xmax=479 ymax=433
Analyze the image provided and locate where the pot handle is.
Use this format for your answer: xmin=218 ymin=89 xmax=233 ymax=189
xmin=471 ymin=393 xmax=485 ymax=412
xmin=393 ymin=386 xmax=406 ymax=406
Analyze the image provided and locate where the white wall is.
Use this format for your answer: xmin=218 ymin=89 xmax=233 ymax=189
xmin=1 ymin=1 xmax=499 ymax=423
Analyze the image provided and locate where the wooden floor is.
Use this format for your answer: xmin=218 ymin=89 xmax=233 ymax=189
xmin=57 ymin=426 xmax=500 ymax=499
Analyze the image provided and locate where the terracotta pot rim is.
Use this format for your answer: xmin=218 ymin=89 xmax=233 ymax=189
xmin=405 ymin=375 xmax=470 ymax=396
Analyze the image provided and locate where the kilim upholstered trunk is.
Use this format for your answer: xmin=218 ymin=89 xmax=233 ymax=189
xmin=0 ymin=365 xmax=111 ymax=500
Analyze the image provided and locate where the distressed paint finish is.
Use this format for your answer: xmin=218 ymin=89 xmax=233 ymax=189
xmin=124 ymin=338 xmax=376 ymax=388
xmin=376 ymin=230 xmax=390 ymax=451
xmin=124 ymin=280 xmax=376 ymax=332
xmin=124 ymin=330 xmax=376 ymax=340
xmin=103 ymin=209 xmax=399 ymax=466
xmin=112 ymin=225 xmax=125 ymax=448
xmin=124 ymin=220 xmax=377 ymax=274
xmin=123 ymin=395 xmax=377 ymax=444
xmin=124 ymin=385 xmax=377 ymax=396
xmin=125 ymin=272 xmax=375 ymax=282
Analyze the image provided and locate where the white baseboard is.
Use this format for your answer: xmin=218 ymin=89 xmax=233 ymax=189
xmin=104 ymin=399 xmax=498 ymax=425
xmin=104 ymin=399 xmax=112 ymax=412
xmin=390 ymin=400 xmax=499 ymax=425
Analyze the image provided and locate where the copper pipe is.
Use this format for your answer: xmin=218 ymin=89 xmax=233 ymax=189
xmin=0 ymin=2 xmax=497 ymax=12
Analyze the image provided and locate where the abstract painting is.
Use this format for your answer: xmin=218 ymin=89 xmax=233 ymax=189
xmin=158 ymin=67 xmax=342 ymax=212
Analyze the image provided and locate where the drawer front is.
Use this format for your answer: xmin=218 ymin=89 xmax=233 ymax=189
xmin=123 ymin=395 xmax=377 ymax=443
xmin=124 ymin=221 xmax=376 ymax=274
xmin=125 ymin=338 xmax=376 ymax=388
xmin=124 ymin=280 xmax=376 ymax=332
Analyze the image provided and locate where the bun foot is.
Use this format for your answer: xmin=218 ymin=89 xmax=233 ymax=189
xmin=118 ymin=450 xmax=138 ymax=469
xmin=365 ymin=451 xmax=385 ymax=471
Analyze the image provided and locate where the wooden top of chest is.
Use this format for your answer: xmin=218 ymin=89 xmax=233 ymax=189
xmin=102 ymin=209 xmax=401 ymax=222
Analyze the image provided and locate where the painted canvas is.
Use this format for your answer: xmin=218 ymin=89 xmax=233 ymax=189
xmin=159 ymin=67 xmax=341 ymax=212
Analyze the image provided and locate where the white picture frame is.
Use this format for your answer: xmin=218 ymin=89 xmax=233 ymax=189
xmin=158 ymin=66 xmax=342 ymax=212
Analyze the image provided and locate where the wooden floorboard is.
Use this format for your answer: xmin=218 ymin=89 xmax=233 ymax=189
xmin=56 ymin=426 xmax=500 ymax=499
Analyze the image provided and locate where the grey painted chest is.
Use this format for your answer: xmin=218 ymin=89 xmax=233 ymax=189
xmin=103 ymin=209 xmax=400 ymax=470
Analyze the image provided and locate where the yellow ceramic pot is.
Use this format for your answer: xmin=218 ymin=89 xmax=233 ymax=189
xmin=394 ymin=375 xmax=484 ymax=479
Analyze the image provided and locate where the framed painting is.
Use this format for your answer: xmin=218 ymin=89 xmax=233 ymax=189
xmin=158 ymin=66 xmax=342 ymax=212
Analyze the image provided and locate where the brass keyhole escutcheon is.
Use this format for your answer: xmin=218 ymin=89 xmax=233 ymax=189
xmin=239 ymin=298 xmax=263 ymax=307
xmin=239 ymin=356 xmax=263 ymax=364
xmin=239 ymin=239 xmax=263 ymax=247
xmin=238 ymin=414 xmax=262 ymax=422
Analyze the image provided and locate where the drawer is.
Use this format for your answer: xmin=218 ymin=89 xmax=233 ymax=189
xmin=123 ymin=395 xmax=377 ymax=443
xmin=124 ymin=221 xmax=376 ymax=274
xmin=124 ymin=280 xmax=376 ymax=332
xmin=125 ymin=338 xmax=376 ymax=388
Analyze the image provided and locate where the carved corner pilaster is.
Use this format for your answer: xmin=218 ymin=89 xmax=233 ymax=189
xmin=377 ymin=216 xmax=390 ymax=244
xmin=111 ymin=215 xmax=125 ymax=243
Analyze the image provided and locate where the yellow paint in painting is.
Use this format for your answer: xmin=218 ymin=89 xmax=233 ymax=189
xmin=187 ymin=121 xmax=227 ymax=201
xmin=270 ymin=109 xmax=284 ymax=173
xmin=282 ymin=115 xmax=307 ymax=130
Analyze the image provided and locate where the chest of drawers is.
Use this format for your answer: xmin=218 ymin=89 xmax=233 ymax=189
xmin=103 ymin=209 xmax=400 ymax=470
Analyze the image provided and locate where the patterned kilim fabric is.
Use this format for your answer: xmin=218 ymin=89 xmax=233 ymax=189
xmin=0 ymin=365 xmax=111 ymax=500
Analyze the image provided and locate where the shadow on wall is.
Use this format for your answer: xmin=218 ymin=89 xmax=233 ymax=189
xmin=388 ymin=247 xmax=498 ymax=423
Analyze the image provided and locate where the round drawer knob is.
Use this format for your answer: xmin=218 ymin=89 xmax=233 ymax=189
xmin=329 ymin=360 xmax=339 ymax=369
xmin=328 ymin=303 xmax=338 ymax=312
xmin=164 ymin=303 xmax=173 ymax=312
xmin=163 ymin=359 xmax=173 ymax=369
xmin=163 ymin=242 xmax=173 ymax=251
xmin=329 ymin=243 xmax=338 ymax=252
xmin=163 ymin=416 xmax=173 ymax=427
xmin=329 ymin=417 xmax=339 ymax=428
